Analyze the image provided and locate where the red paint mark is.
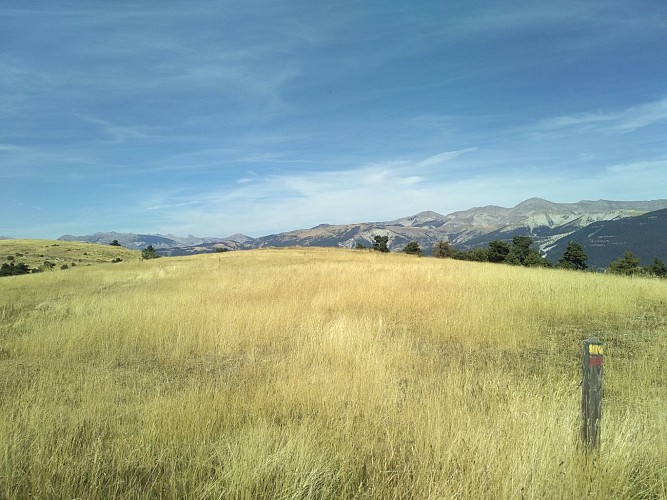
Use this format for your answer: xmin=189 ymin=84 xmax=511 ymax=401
xmin=589 ymin=356 xmax=603 ymax=366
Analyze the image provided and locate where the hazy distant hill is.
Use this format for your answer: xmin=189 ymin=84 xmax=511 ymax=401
xmin=58 ymin=232 xmax=230 ymax=251
xmin=56 ymin=198 xmax=667 ymax=265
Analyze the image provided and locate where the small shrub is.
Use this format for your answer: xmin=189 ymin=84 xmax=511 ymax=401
xmin=0 ymin=262 xmax=31 ymax=276
xmin=111 ymin=258 xmax=123 ymax=263
xmin=403 ymin=241 xmax=423 ymax=256
xmin=60 ymin=264 xmax=69 ymax=270
xmin=6 ymin=255 xmax=14 ymax=261
xmin=433 ymin=240 xmax=455 ymax=258
xmin=141 ymin=245 xmax=161 ymax=260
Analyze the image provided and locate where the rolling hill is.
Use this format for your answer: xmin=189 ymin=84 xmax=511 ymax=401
xmin=0 ymin=239 xmax=141 ymax=274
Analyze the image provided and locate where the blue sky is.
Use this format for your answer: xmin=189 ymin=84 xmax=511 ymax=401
xmin=2 ymin=1 xmax=666 ymax=239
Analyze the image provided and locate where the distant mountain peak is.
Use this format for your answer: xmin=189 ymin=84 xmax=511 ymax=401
xmin=223 ymin=233 xmax=254 ymax=242
xmin=512 ymin=197 xmax=560 ymax=211
xmin=518 ymin=196 xmax=549 ymax=204
xmin=414 ymin=210 xmax=444 ymax=218
xmin=55 ymin=197 xmax=667 ymax=263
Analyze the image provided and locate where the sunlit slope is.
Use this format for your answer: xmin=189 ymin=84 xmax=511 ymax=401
xmin=0 ymin=239 xmax=141 ymax=270
xmin=1 ymin=248 xmax=665 ymax=499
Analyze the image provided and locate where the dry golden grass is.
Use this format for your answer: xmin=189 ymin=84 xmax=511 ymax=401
xmin=1 ymin=246 xmax=666 ymax=498
xmin=0 ymin=239 xmax=140 ymax=271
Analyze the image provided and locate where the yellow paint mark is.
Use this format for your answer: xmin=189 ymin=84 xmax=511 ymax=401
xmin=589 ymin=344 xmax=604 ymax=356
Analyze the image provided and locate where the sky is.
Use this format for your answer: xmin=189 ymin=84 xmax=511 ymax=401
xmin=2 ymin=1 xmax=667 ymax=239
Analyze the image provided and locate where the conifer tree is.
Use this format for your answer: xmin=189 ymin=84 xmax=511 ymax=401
xmin=647 ymin=258 xmax=667 ymax=277
xmin=487 ymin=240 xmax=510 ymax=263
xmin=609 ymin=251 xmax=641 ymax=275
xmin=557 ymin=241 xmax=588 ymax=270
xmin=373 ymin=236 xmax=389 ymax=253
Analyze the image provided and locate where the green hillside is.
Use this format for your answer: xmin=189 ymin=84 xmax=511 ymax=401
xmin=547 ymin=208 xmax=667 ymax=268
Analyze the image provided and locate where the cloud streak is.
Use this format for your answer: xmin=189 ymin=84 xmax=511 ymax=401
xmin=132 ymin=146 xmax=667 ymax=237
xmin=529 ymin=97 xmax=667 ymax=134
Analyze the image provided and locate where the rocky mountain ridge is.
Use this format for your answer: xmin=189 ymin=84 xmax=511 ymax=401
xmin=55 ymin=198 xmax=667 ymax=266
xmin=248 ymin=198 xmax=667 ymax=254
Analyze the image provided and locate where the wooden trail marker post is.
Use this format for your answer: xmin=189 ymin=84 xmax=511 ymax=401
xmin=581 ymin=338 xmax=603 ymax=451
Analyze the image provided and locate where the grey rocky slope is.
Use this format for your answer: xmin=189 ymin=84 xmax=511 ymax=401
xmin=250 ymin=198 xmax=667 ymax=255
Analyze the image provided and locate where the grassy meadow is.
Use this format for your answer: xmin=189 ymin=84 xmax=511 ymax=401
xmin=1 ymin=245 xmax=666 ymax=499
xmin=0 ymin=239 xmax=141 ymax=271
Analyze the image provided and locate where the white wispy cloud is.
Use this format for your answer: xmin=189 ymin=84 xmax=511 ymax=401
xmin=530 ymin=97 xmax=667 ymax=134
xmin=417 ymin=148 xmax=478 ymax=168
xmin=74 ymin=115 xmax=155 ymax=143
xmin=137 ymin=143 xmax=667 ymax=237
xmin=133 ymin=152 xmax=549 ymax=235
xmin=613 ymin=98 xmax=667 ymax=132
xmin=606 ymin=159 xmax=667 ymax=174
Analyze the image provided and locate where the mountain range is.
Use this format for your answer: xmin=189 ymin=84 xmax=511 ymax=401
xmin=56 ymin=198 xmax=667 ymax=269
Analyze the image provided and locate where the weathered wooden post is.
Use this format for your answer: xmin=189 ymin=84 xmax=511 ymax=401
xmin=581 ymin=338 xmax=603 ymax=451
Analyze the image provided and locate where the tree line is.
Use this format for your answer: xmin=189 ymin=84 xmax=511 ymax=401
xmin=360 ymin=235 xmax=667 ymax=277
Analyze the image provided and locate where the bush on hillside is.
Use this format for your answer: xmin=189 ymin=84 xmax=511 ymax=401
xmin=432 ymin=240 xmax=455 ymax=258
xmin=609 ymin=251 xmax=641 ymax=275
xmin=403 ymin=241 xmax=423 ymax=256
xmin=142 ymin=245 xmax=161 ymax=260
xmin=646 ymin=258 xmax=667 ymax=277
xmin=461 ymin=248 xmax=488 ymax=262
xmin=524 ymin=249 xmax=552 ymax=267
xmin=0 ymin=262 xmax=32 ymax=277
xmin=487 ymin=240 xmax=510 ymax=263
